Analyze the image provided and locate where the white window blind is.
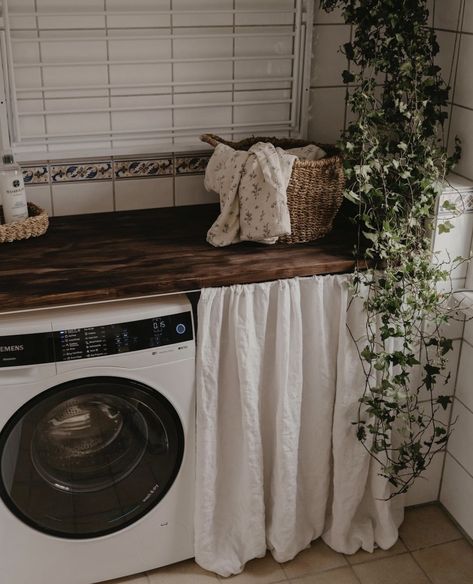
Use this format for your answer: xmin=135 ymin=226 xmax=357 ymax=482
xmin=0 ymin=0 xmax=313 ymax=159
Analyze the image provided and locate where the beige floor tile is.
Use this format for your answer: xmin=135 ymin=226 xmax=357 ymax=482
xmin=352 ymin=553 xmax=430 ymax=584
xmin=345 ymin=539 xmax=407 ymax=565
xmin=218 ymin=554 xmax=287 ymax=584
xmin=399 ymin=504 xmax=462 ymax=550
xmin=147 ymin=559 xmax=218 ymax=584
xmin=289 ymin=566 xmax=359 ymax=583
xmin=282 ymin=539 xmax=347 ymax=579
xmin=413 ymin=539 xmax=473 ymax=584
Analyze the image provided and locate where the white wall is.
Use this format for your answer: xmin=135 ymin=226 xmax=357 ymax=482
xmin=438 ymin=0 xmax=473 ymax=538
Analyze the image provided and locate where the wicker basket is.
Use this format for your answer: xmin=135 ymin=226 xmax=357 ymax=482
xmin=0 ymin=202 xmax=49 ymax=243
xmin=200 ymin=133 xmax=345 ymax=244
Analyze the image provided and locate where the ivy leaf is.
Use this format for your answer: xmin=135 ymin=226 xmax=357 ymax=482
xmin=437 ymin=395 xmax=452 ymax=410
xmin=342 ymin=69 xmax=355 ymax=84
xmin=438 ymin=221 xmax=454 ymax=234
xmin=442 ymin=200 xmax=457 ymax=212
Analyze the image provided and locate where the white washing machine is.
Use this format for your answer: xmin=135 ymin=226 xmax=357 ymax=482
xmin=0 ymin=295 xmax=195 ymax=584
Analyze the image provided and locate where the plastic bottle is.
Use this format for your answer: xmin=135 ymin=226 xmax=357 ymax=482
xmin=0 ymin=152 xmax=28 ymax=224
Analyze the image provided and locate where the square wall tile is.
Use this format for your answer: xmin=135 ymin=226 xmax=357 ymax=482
xmin=464 ymin=0 xmax=473 ymax=33
xmin=175 ymin=175 xmax=219 ymax=206
xmin=448 ymin=105 xmax=473 ymax=181
xmin=308 ymin=87 xmax=346 ymax=144
xmin=448 ymin=398 xmax=473 ymax=476
xmin=311 ymin=25 xmax=351 ymax=87
xmin=435 ymin=31 xmax=459 ymax=87
xmin=435 ymin=0 xmax=463 ymax=31
xmin=26 ymin=185 xmax=53 ymax=216
xmin=314 ymin=5 xmax=344 ymax=23
xmin=455 ymin=339 xmax=473 ymax=412
xmin=440 ymin=453 xmax=473 ymax=539
xmin=452 ymin=34 xmax=473 ymax=109
xmin=463 ymin=318 xmax=473 ymax=345
xmin=114 ymin=177 xmax=173 ymax=211
xmin=52 ymin=181 xmax=114 ymax=216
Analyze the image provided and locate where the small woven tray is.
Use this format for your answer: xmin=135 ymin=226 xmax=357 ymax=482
xmin=0 ymin=202 xmax=49 ymax=243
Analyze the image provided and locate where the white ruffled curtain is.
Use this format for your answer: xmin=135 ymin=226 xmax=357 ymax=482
xmin=195 ymin=275 xmax=403 ymax=577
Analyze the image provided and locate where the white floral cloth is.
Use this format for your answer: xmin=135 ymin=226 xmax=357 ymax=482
xmin=204 ymin=142 xmax=297 ymax=247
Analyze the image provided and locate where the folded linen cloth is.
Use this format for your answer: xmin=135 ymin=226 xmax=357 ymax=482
xmin=205 ymin=142 xmax=297 ymax=247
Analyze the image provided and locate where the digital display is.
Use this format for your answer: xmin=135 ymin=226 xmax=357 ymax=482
xmin=0 ymin=311 xmax=193 ymax=367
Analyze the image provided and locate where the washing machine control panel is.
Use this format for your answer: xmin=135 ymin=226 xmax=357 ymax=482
xmin=0 ymin=311 xmax=193 ymax=367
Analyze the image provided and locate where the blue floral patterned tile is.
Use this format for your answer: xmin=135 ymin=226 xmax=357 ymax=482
xmin=50 ymin=162 xmax=112 ymax=182
xmin=175 ymin=155 xmax=211 ymax=175
xmin=114 ymin=158 xmax=173 ymax=179
xmin=22 ymin=166 xmax=49 ymax=184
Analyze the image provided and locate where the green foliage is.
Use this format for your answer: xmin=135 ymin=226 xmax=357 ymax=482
xmin=320 ymin=0 xmax=462 ymax=496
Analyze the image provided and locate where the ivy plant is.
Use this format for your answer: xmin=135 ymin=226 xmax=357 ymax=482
xmin=320 ymin=0 xmax=463 ymax=496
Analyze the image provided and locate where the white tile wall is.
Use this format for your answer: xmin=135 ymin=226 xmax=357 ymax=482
xmin=51 ymin=181 xmax=114 ymax=216
xmin=453 ymin=33 xmax=473 ymax=109
xmin=434 ymin=0 xmax=463 ymax=31
xmin=455 ymin=339 xmax=473 ymax=413
xmin=440 ymin=454 xmax=473 ymax=538
xmin=464 ymin=0 xmax=473 ymax=33
xmin=448 ymin=398 xmax=473 ymax=476
xmin=440 ymin=1 xmax=473 ymax=537
xmin=25 ymin=185 xmax=53 ymax=215
xmin=311 ymin=25 xmax=351 ymax=87
xmin=435 ymin=30 xmax=460 ymax=86
xmin=308 ymin=87 xmax=346 ymax=144
xmin=175 ymin=175 xmax=218 ymax=206
xmin=114 ymin=178 xmax=174 ymax=211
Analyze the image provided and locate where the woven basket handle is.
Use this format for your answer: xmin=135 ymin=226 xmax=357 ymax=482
xmin=200 ymin=133 xmax=225 ymax=148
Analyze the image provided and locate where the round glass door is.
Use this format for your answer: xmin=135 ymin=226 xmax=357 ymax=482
xmin=0 ymin=377 xmax=184 ymax=538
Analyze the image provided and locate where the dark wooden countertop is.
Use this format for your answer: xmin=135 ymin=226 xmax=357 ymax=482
xmin=0 ymin=204 xmax=363 ymax=313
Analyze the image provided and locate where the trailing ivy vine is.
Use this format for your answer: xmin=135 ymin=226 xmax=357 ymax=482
xmin=320 ymin=0 xmax=463 ymax=496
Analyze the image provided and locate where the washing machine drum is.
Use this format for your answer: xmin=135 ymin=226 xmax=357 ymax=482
xmin=0 ymin=377 xmax=184 ymax=538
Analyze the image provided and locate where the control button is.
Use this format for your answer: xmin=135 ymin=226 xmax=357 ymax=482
xmin=176 ymin=323 xmax=186 ymax=335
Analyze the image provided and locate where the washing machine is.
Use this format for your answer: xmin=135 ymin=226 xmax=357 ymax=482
xmin=0 ymin=295 xmax=195 ymax=584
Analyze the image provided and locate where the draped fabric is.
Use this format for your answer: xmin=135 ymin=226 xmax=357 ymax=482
xmin=195 ymin=275 xmax=404 ymax=577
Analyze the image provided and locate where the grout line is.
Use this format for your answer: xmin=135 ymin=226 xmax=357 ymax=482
xmin=446 ymin=0 xmax=466 ymax=149
xmin=446 ymin=450 xmax=473 ymax=481
xmin=409 ymin=550 xmax=435 ymax=583
xmin=447 ymin=169 xmax=473 ymax=182
xmin=439 ymin=502 xmax=473 ymax=546
xmin=451 ymin=102 xmax=473 ymax=113
xmin=456 ymin=394 xmax=473 ymax=416
xmin=348 ymin=563 xmax=363 ymax=584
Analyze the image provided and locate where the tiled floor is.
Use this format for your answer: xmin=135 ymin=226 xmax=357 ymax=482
xmin=104 ymin=504 xmax=473 ymax=584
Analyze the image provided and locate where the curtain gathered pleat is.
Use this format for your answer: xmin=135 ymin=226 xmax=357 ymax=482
xmin=195 ymin=275 xmax=403 ymax=577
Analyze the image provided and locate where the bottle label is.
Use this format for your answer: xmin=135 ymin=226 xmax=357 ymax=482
xmin=0 ymin=172 xmax=28 ymax=223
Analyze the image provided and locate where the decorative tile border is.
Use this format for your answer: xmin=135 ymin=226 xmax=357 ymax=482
xmin=21 ymin=154 xmax=214 ymax=185
xmin=22 ymin=166 xmax=49 ymax=185
xmin=114 ymin=158 xmax=173 ymax=179
xmin=175 ymin=155 xmax=210 ymax=175
xmin=50 ymin=162 xmax=113 ymax=183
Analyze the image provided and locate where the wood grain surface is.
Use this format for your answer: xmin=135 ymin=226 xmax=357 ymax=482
xmin=0 ymin=204 xmax=363 ymax=313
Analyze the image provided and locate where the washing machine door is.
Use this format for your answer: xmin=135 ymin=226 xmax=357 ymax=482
xmin=0 ymin=377 xmax=185 ymax=538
